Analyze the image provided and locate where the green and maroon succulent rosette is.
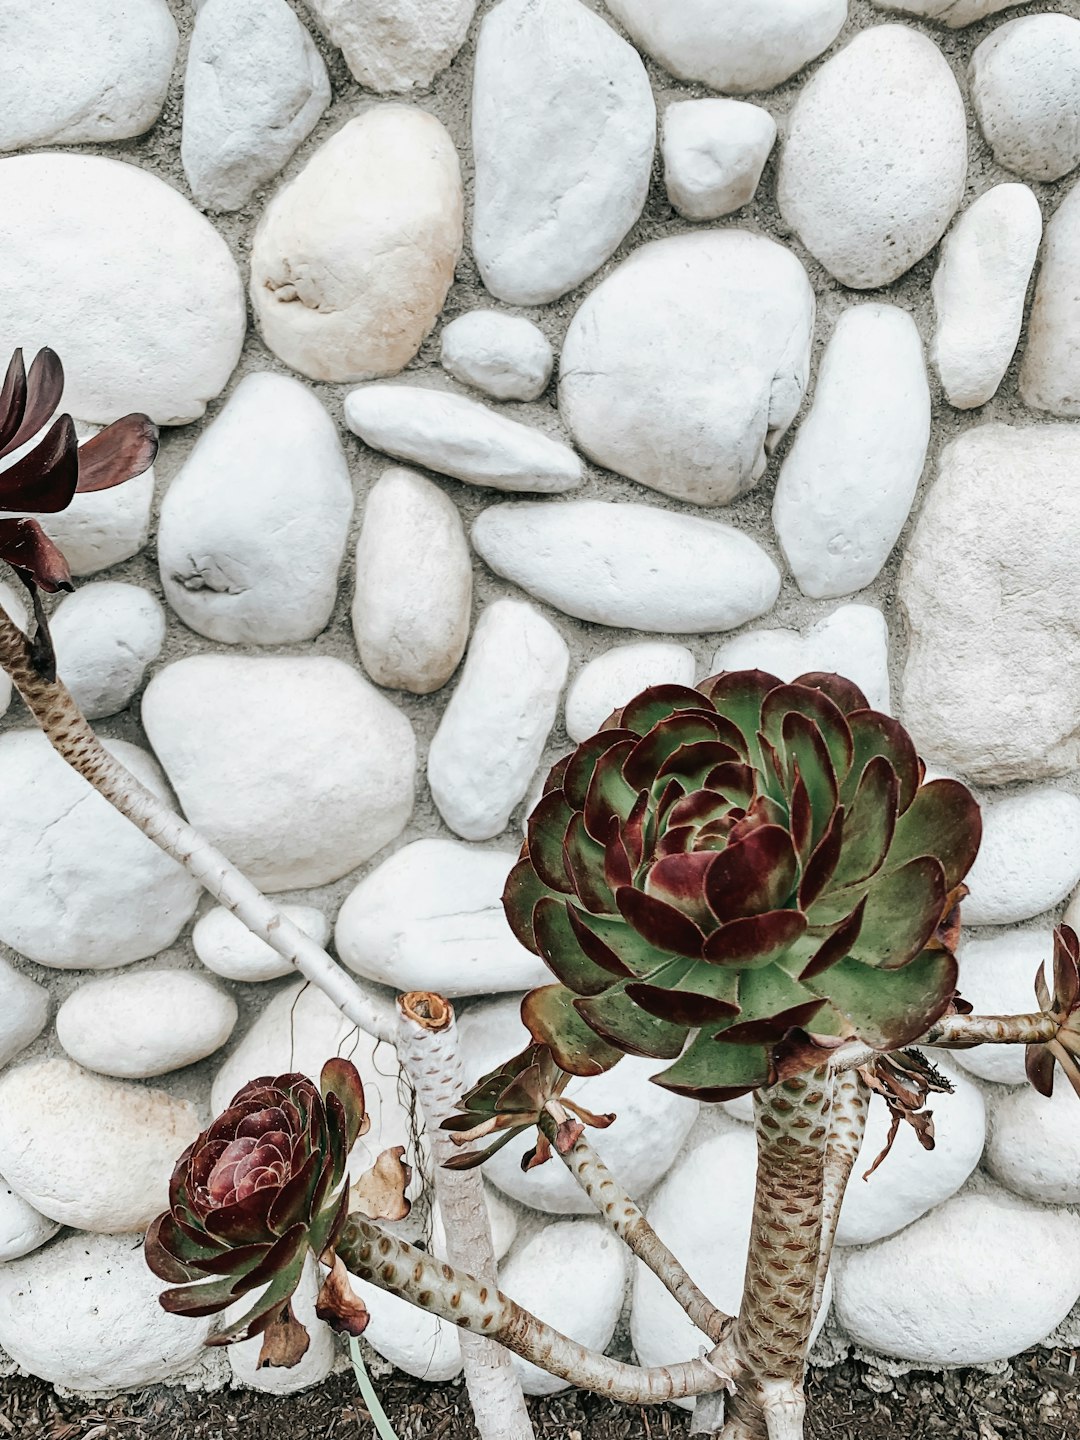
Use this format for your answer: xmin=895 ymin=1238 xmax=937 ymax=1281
xmin=504 ymin=670 xmax=982 ymax=1101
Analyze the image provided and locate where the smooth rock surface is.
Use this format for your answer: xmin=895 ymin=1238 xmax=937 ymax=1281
xmin=440 ymin=311 xmax=553 ymax=402
xmin=353 ymin=467 xmax=472 ymax=694
xmin=834 ymin=1192 xmax=1080 ymax=1365
xmin=559 ymin=231 xmax=814 ymax=504
xmin=871 ymin=1 xmax=1023 ymax=25
xmin=986 ymin=1083 xmax=1080 ymax=1206
xmin=0 ymin=0 xmax=177 ymax=151
xmin=0 ymin=1057 xmax=199 ymax=1233
xmin=0 ymin=734 xmax=200 ymax=969
xmin=251 ymin=107 xmax=463 ymax=382
xmin=354 ymin=1276 xmax=462 ymax=1381
xmin=227 ymin=1255 xmax=337 ymax=1394
xmin=899 ymin=425 xmax=1080 ymax=783
xmin=457 ymin=996 xmax=699 ymax=1213
xmin=565 ymin=643 xmax=697 ymax=743
xmin=931 ymin=184 xmax=1042 ymax=410
xmin=778 ymin=26 xmax=967 ymax=289
xmin=472 ymin=502 xmax=781 ymax=633
xmin=158 ymin=372 xmax=354 ymax=645
xmin=309 ymin=0 xmax=475 ymax=91
xmin=31 ymin=428 xmax=154 ymax=575
xmin=1020 ymin=183 xmax=1080 ymax=417
xmin=712 ymin=605 xmax=891 ymax=715
xmin=472 ymin=0 xmax=655 ymax=305
xmin=428 ymin=600 xmax=568 ymax=841
xmin=193 ymin=903 xmax=331 ymax=983
xmin=948 ymin=931 xmax=1051 ymax=1085
xmin=605 ymin=0 xmax=847 ymax=93
xmin=970 ymin=16 xmax=1080 ymax=183
xmin=0 ymin=153 xmax=245 ymax=424
xmin=182 ymin=0 xmax=330 ymax=211
xmin=0 ymin=957 xmax=49 ymax=1069
xmin=335 ymin=838 xmax=552 ymax=996
xmin=0 ymin=1180 xmax=59 ymax=1264
xmin=662 ymin=99 xmax=776 ymax=220
xmin=500 ymin=1222 xmax=627 ymax=1395
xmin=346 ymin=385 xmax=582 ymax=494
xmin=964 ymin=789 xmax=1080 ymax=925
xmin=50 ymin=582 xmax=166 ymax=719
xmin=56 ymin=971 xmax=238 ymax=1079
xmin=775 ymin=305 xmax=930 ymax=599
xmin=0 ymin=1231 xmax=213 ymax=1390
xmin=143 ymin=655 xmax=415 ymax=890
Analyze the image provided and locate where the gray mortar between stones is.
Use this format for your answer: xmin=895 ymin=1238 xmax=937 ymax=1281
xmin=3 ymin=0 xmax=1080 ymax=1390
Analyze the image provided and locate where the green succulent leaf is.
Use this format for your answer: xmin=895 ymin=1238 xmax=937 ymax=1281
xmin=574 ymin=982 xmax=688 ymax=1061
xmin=651 ymin=1027 xmax=771 ymax=1102
xmin=885 ymin=779 xmax=982 ymax=891
xmin=521 ymin=984 xmax=623 ymax=1076
xmin=806 ymin=950 xmax=958 ymax=1050
xmin=533 ymin=896 xmax=618 ymax=996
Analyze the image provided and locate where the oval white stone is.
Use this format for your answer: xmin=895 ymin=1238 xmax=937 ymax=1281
xmin=472 ymin=501 xmax=781 ymax=633
xmin=870 ymin=0 xmax=1023 ymax=25
xmin=662 ymin=99 xmax=776 ymax=220
xmin=778 ymin=26 xmax=967 ymax=289
xmin=0 ymin=1178 xmax=59 ymax=1263
xmin=56 ymin=970 xmax=238 ymax=1079
xmin=353 ymin=1276 xmax=462 ymax=1381
xmin=963 ymin=788 xmax=1080 ymax=926
xmin=50 ymin=582 xmax=166 ymax=719
xmin=307 ymin=0 xmax=474 ymax=92
xmin=559 ymin=231 xmax=814 ymax=505
xmin=194 ymin=903 xmax=330 ymax=983
xmin=142 ymin=655 xmax=416 ymax=891
xmin=227 ymin=1255 xmax=337 ymax=1394
xmin=971 ymin=16 xmax=1080 ymax=183
xmin=0 ymin=1057 xmax=199 ymax=1233
xmin=335 ymin=838 xmax=552 ymax=996
xmin=440 ymin=311 xmax=554 ymax=403
xmin=158 ymin=372 xmax=354 ymax=645
xmin=0 ymin=956 xmax=49 ymax=1068
xmin=565 ymin=643 xmax=697 ymax=744
xmin=0 ymin=733 xmax=200 ymax=969
xmin=946 ymin=931 xmax=1052 ymax=1085
xmin=774 ymin=305 xmax=931 ymax=599
xmin=428 ymin=600 xmax=569 ymax=842
xmin=985 ymin=1082 xmax=1080 ymax=1206
xmin=0 ymin=153 xmax=245 ymax=424
xmin=250 ymin=107 xmax=463 ymax=382
xmin=1020 ymin=182 xmax=1080 ymax=418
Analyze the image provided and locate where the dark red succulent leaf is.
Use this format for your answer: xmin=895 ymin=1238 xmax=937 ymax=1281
xmin=1026 ymin=924 xmax=1080 ymax=1101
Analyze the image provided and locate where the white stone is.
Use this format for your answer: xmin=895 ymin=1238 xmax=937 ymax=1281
xmin=457 ymin=995 xmax=699 ymax=1214
xmin=500 ymin=1222 xmax=627 ymax=1396
xmin=211 ymin=982 xmax=413 ymax=1189
xmin=0 ymin=0 xmax=177 ymax=151
xmin=0 ymin=582 xmax=25 ymax=717
xmin=0 ymin=1180 xmax=58 ymax=1264
xmin=0 ymin=154 xmax=245 ymax=425
xmin=49 ymin=582 xmax=166 ymax=719
xmin=605 ymin=0 xmax=846 ymax=93
xmin=182 ymin=0 xmax=330 ymax=211
xmin=352 ymin=467 xmax=472 ymax=694
xmin=871 ymin=1 xmax=1023 ymax=25
xmin=194 ymin=904 xmax=331 ymax=984
xmin=931 ymin=184 xmax=1043 ymax=410
xmin=899 ymin=425 xmax=1080 ymax=783
xmin=142 ymin=655 xmax=415 ymax=891
xmin=227 ymin=1255 xmax=336 ymax=1394
xmin=335 ymin=838 xmax=552 ymax=996
xmin=662 ymin=99 xmax=776 ymax=220
xmin=712 ymin=605 xmax=892 ymax=715
xmin=0 ymin=1231 xmax=212 ymax=1389
xmin=354 ymin=1276 xmax=462 ymax=1381
xmin=308 ymin=0 xmax=475 ymax=91
xmin=947 ymin=931 xmax=1051 ymax=1085
xmin=158 ymin=373 xmax=354 ymax=645
xmin=472 ymin=0 xmax=655 ymax=305
xmin=631 ymin=1129 xmax=832 ymax=1410
xmin=773 ymin=305 xmax=931 ymax=600
xmin=1020 ymin=183 xmax=1080 ymax=418
xmin=0 ymin=956 xmax=48 ymax=1069
xmin=0 ymin=1057 xmax=199 ymax=1233
xmin=565 ymin=643 xmax=697 ymax=744
xmin=559 ymin=231 xmax=814 ymax=505
xmin=835 ymin=1061 xmax=985 ymax=1247
xmin=31 ymin=428 xmax=155 ymax=576
xmin=970 ymin=16 xmax=1080 ymax=183
xmin=834 ymin=1192 xmax=1080 ymax=1365
xmin=0 ymin=733 xmax=200 ymax=969
xmin=251 ymin=107 xmax=463 ymax=383
xmin=777 ymin=26 xmax=967 ymax=290
xmin=986 ymin=1082 xmax=1080 ymax=1206
xmin=56 ymin=971 xmax=238 ymax=1079
xmin=428 ymin=600 xmax=568 ymax=842
xmin=440 ymin=312 xmax=554 ymax=402
xmin=472 ymin=502 xmax=781 ymax=633
xmin=345 ymin=385 xmax=582 ymax=494
xmin=964 ymin=789 xmax=1080 ymax=926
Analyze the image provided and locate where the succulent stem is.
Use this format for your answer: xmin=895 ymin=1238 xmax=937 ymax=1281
xmin=813 ymin=1068 xmax=869 ymax=1322
xmin=395 ymin=993 xmax=534 ymax=1440
xmin=928 ymin=1012 xmax=1058 ymax=1047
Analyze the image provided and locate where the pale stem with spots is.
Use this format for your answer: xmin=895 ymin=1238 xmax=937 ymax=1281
xmin=395 ymin=991 xmax=534 ymax=1440
xmin=813 ymin=1069 xmax=869 ymax=1324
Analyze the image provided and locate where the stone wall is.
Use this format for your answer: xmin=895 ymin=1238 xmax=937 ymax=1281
xmin=1 ymin=0 xmax=1079 ymax=1403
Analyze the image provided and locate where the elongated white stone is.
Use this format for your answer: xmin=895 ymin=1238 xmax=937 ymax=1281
xmin=1020 ymin=182 xmax=1080 ymax=417
xmin=194 ymin=903 xmax=330 ymax=983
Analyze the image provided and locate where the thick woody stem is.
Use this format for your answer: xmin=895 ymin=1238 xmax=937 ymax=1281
xmin=558 ymin=1136 xmax=733 ymax=1346
xmin=0 ymin=605 xmax=395 ymax=1045
xmin=829 ymin=1012 xmax=1058 ymax=1074
xmin=335 ymin=1213 xmax=733 ymax=1404
xmin=813 ymin=1069 xmax=869 ymax=1323
xmin=395 ymin=993 xmax=534 ymax=1440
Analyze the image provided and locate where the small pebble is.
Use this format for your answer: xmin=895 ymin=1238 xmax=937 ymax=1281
xmin=565 ymin=642 xmax=697 ymax=743
xmin=662 ymin=99 xmax=776 ymax=220
xmin=50 ymin=582 xmax=166 ymax=719
xmin=440 ymin=311 xmax=553 ymax=402
xmin=194 ymin=903 xmax=330 ymax=983
xmin=963 ymin=788 xmax=1080 ymax=925
xmin=1020 ymin=183 xmax=1080 ymax=418
xmin=307 ymin=0 xmax=475 ymax=91
xmin=985 ymin=1083 xmax=1080 ymax=1206
xmin=971 ymin=16 xmax=1080 ymax=183
xmin=0 ymin=958 xmax=48 ymax=1069
xmin=0 ymin=1179 xmax=59 ymax=1264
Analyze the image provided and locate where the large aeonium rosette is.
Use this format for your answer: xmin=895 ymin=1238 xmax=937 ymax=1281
xmin=505 ymin=671 xmax=982 ymax=1101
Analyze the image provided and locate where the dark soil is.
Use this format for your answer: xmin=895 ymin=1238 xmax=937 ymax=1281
xmin=4 ymin=1347 xmax=1078 ymax=1440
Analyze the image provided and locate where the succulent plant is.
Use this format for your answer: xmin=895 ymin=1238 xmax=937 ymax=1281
xmin=504 ymin=671 xmax=981 ymax=1101
xmin=1027 ymin=924 xmax=1080 ymax=1099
